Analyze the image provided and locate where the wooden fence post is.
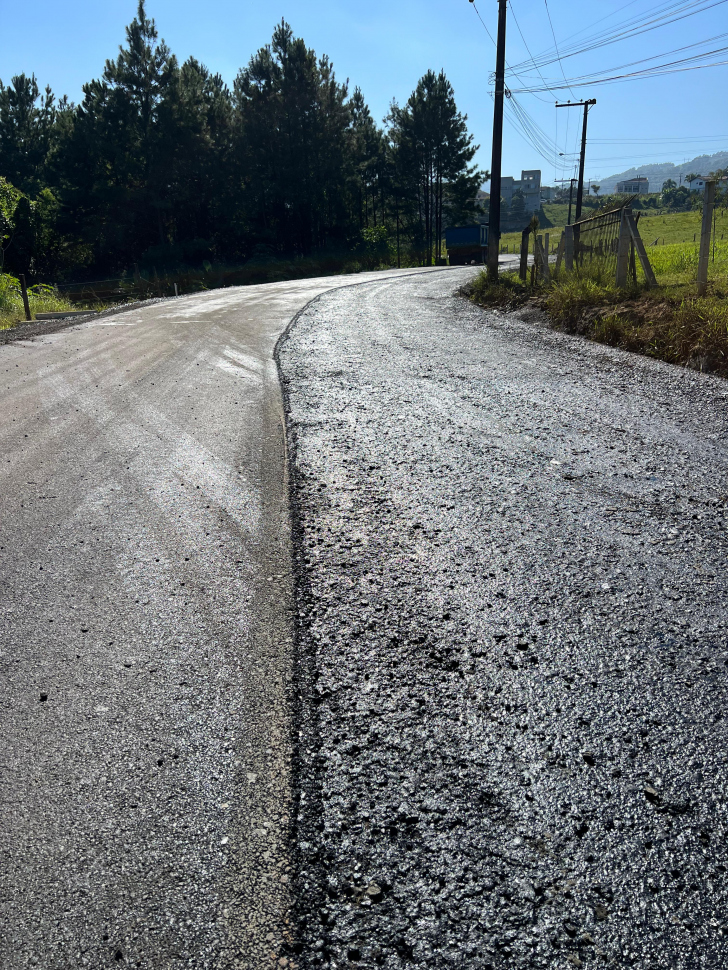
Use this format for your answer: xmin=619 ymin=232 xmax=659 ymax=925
xmin=554 ymin=232 xmax=565 ymax=273
xmin=519 ymin=228 xmax=529 ymax=282
xmin=697 ymin=180 xmax=717 ymax=296
xmin=19 ymin=274 xmax=32 ymax=321
xmin=564 ymin=226 xmax=574 ymax=271
xmin=536 ymin=235 xmax=550 ymax=282
xmin=629 ymin=239 xmax=637 ymax=284
xmin=626 ymin=212 xmax=657 ymax=288
xmin=615 ymin=208 xmax=631 ymax=288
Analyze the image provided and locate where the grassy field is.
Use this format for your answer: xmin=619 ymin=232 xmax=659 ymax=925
xmin=497 ymin=205 xmax=728 ymax=256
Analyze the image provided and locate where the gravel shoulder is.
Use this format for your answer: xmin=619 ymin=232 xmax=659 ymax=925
xmin=277 ymin=269 xmax=728 ymax=969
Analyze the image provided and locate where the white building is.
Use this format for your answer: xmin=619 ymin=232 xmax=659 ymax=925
xmin=687 ymin=176 xmax=709 ymax=193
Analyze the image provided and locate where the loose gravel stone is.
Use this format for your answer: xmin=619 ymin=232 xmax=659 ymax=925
xmin=277 ymin=269 xmax=728 ymax=969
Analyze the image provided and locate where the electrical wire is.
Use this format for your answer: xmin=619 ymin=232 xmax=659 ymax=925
xmin=507 ymin=0 xmax=562 ymax=100
xmin=590 ymin=136 xmax=728 ymax=143
xmin=543 ymin=0 xmax=578 ymax=100
xmin=470 ymin=0 xmax=553 ymax=103
xmin=509 ymin=42 xmax=728 ymax=93
xmin=505 ymin=93 xmax=578 ymax=168
xmin=513 ymin=31 xmax=728 ymax=84
xmin=588 ymin=150 xmax=728 ymax=162
xmin=506 ymin=0 xmax=728 ymax=74
xmin=470 ymin=0 xmax=577 ymax=170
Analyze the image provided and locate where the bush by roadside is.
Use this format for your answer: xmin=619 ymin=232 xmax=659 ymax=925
xmin=0 ymin=273 xmax=87 ymax=329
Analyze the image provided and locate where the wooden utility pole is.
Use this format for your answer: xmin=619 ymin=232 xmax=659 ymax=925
xmin=697 ymin=180 xmax=717 ymax=296
xmin=519 ymin=227 xmax=530 ymax=281
xmin=556 ymin=100 xmax=596 ymax=224
xmin=555 ymin=178 xmax=577 ymax=224
xmin=487 ymin=0 xmax=508 ymax=281
xmin=567 ymin=179 xmax=575 ymax=226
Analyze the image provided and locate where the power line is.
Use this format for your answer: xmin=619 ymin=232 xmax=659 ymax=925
xmin=590 ymin=136 xmax=728 ymax=143
xmin=588 ymin=150 xmax=728 ymax=162
xmin=507 ymin=0 xmax=562 ymax=100
xmin=509 ymin=43 xmax=728 ymax=93
xmin=507 ymin=0 xmax=728 ymax=74
xmin=543 ymin=0 xmax=578 ymax=100
xmin=470 ymin=0 xmax=497 ymax=47
xmin=471 ymin=2 xmax=583 ymax=167
xmin=470 ymin=0 xmax=553 ymax=103
xmin=514 ymin=31 xmax=728 ymax=84
xmin=505 ymin=94 xmax=575 ymax=167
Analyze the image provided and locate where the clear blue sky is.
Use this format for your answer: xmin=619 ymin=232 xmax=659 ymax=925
xmin=1 ymin=0 xmax=726 ymax=187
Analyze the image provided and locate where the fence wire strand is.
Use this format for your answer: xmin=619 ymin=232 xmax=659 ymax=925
xmin=573 ymin=203 xmax=628 ymax=278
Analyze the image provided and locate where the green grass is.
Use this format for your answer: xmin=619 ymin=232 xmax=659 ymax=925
xmin=645 ymin=239 xmax=728 ymax=286
xmin=468 ymin=232 xmax=728 ymax=376
xmin=467 ymin=270 xmax=529 ymax=307
xmin=0 ymin=274 xmax=83 ymax=329
xmin=496 ymin=206 xmax=728 ymax=257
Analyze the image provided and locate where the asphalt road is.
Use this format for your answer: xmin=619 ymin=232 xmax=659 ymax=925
xmin=0 ymin=268 xmax=453 ymax=970
xmin=277 ymin=270 xmax=728 ymax=969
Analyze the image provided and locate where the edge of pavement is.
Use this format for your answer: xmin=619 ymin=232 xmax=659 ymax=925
xmin=271 ymin=266 xmax=474 ymax=964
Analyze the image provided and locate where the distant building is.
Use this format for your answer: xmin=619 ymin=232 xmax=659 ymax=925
xmin=501 ymin=170 xmax=542 ymax=213
xmin=686 ymin=176 xmax=708 ymax=193
xmin=616 ymin=176 xmax=649 ymax=194
xmin=540 ymin=185 xmax=557 ymax=202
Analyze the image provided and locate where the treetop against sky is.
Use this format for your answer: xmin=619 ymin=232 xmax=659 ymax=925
xmin=0 ymin=0 xmax=726 ymax=184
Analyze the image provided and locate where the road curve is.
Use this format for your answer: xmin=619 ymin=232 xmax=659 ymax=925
xmin=0 ymin=267 xmax=460 ymax=970
xmin=278 ymin=270 xmax=728 ymax=969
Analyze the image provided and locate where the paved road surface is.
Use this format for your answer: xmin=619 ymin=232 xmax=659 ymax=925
xmin=278 ymin=271 xmax=728 ymax=969
xmin=0 ymin=268 xmax=456 ymax=970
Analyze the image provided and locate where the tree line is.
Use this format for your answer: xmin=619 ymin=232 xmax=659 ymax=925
xmin=0 ymin=2 xmax=485 ymax=281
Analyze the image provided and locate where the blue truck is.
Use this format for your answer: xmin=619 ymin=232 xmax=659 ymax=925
xmin=444 ymin=224 xmax=489 ymax=265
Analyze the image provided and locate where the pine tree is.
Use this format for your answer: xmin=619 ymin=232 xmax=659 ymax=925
xmin=0 ymin=75 xmax=57 ymax=195
xmin=58 ymin=0 xmax=178 ymax=268
xmin=234 ymin=21 xmax=351 ymax=255
xmin=388 ymin=71 xmax=483 ymax=264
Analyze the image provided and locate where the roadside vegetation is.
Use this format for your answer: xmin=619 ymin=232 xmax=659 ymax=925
xmin=467 ymin=228 xmax=728 ymax=377
xmin=0 ymin=273 xmax=81 ymax=329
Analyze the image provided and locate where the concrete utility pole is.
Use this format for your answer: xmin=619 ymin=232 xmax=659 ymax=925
xmin=697 ymin=180 xmax=717 ymax=296
xmin=486 ymin=0 xmax=508 ymax=281
xmin=556 ymin=99 xmax=596 ymax=224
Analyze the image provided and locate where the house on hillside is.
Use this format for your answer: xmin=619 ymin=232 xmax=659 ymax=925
xmin=616 ymin=176 xmax=649 ymax=194
xmin=686 ymin=175 xmax=709 ymax=193
xmin=501 ymin=170 xmax=542 ymax=213
xmin=540 ymin=185 xmax=557 ymax=202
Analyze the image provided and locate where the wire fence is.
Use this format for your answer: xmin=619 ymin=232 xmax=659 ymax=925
xmin=573 ymin=203 xmax=625 ymax=279
xmin=55 ymin=277 xmax=166 ymax=303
